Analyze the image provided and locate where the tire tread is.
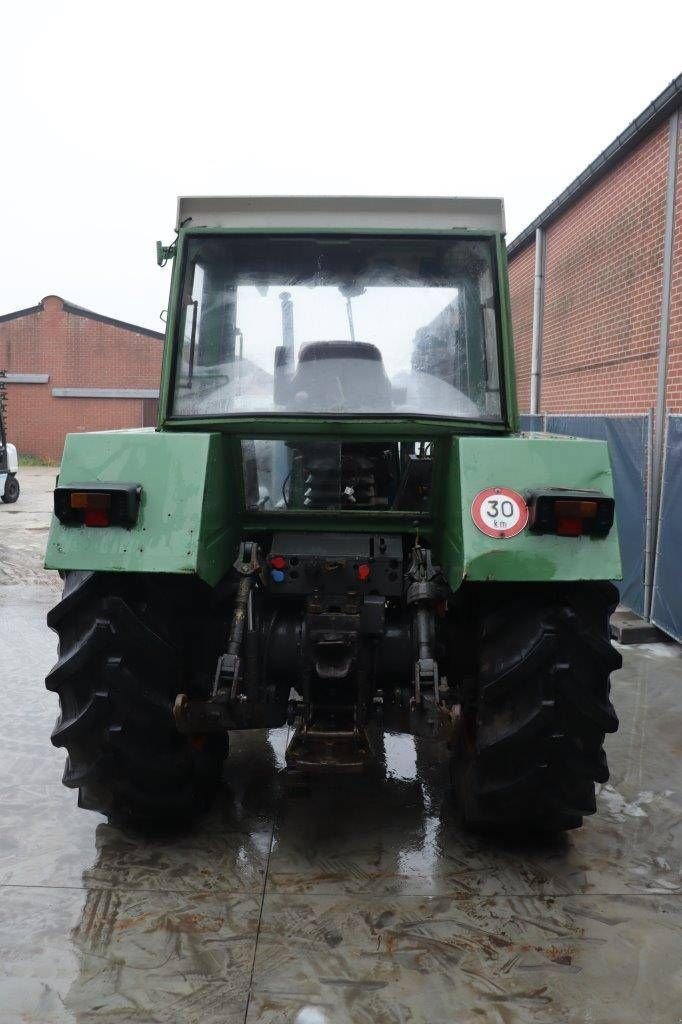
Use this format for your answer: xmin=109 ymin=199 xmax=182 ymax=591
xmin=46 ymin=571 xmax=227 ymax=826
xmin=453 ymin=582 xmax=621 ymax=832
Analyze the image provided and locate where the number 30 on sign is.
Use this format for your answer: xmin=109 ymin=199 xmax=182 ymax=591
xmin=471 ymin=487 xmax=529 ymax=539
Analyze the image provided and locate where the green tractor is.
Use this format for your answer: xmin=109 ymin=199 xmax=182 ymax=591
xmin=45 ymin=197 xmax=622 ymax=831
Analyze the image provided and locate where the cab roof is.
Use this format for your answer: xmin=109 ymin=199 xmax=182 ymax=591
xmin=176 ymin=196 xmax=505 ymax=234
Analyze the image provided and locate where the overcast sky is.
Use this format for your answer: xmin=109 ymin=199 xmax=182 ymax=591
xmin=1 ymin=1 xmax=681 ymax=332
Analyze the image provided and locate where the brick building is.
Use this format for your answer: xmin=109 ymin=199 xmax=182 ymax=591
xmin=0 ymin=295 xmax=163 ymax=463
xmin=508 ymin=73 xmax=681 ymax=419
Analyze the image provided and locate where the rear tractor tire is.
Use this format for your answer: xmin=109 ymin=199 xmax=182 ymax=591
xmin=46 ymin=571 xmax=228 ymax=828
xmin=451 ymin=582 xmax=621 ymax=832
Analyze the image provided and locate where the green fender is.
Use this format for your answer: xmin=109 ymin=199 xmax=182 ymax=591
xmin=45 ymin=429 xmax=241 ymax=586
xmin=434 ymin=434 xmax=622 ymax=586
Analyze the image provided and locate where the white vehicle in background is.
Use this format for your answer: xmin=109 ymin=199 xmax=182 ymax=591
xmin=0 ymin=442 xmax=20 ymax=503
xmin=0 ymin=371 xmax=20 ymax=503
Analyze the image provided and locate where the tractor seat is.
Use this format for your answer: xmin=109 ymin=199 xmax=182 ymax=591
xmin=290 ymin=340 xmax=393 ymax=410
xmin=298 ymin=340 xmax=383 ymax=363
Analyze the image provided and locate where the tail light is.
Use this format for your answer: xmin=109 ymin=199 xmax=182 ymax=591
xmin=528 ymin=490 xmax=614 ymax=537
xmin=54 ymin=482 xmax=142 ymax=527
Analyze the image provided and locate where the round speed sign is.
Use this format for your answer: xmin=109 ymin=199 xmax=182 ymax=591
xmin=471 ymin=487 xmax=529 ymax=539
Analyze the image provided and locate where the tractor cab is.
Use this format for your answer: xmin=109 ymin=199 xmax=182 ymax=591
xmin=164 ymin=200 xmax=509 ymax=527
xmin=167 ymin=213 xmax=505 ymax=428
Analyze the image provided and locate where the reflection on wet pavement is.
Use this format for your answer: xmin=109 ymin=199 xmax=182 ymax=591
xmin=1 ymin=582 xmax=681 ymax=1023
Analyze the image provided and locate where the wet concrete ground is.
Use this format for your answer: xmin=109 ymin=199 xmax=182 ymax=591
xmin=0 ymin=466 xmax=58 ymax=589
xmin=1 ymin=470 xmax=681 ymax=1022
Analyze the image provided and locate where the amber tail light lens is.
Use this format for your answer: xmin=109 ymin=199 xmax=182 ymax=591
xmin=528 ymin=491 xmax=614 ymax=537
xmin=69 ymin=491 xmax=112 ymax=510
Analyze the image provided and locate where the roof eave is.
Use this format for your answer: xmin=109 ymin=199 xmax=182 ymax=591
xmin=508 ymin=72 xmax=682 ymax=259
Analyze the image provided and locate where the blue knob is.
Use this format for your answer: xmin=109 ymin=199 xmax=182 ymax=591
xmin=271 ymin=569 xmax=286 ymax=583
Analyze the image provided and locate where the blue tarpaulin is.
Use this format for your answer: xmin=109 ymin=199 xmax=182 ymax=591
xmin=520 ymin=414 xmax=545 ymax=432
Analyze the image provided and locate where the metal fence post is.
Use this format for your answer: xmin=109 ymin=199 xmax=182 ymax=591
xmin=530 ymin=228 xmax=546 ymax=415
xmin=648 ymin=109 xmax=679 ymax=620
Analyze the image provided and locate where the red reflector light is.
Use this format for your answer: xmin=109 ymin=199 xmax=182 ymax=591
xmin=269 ymin=555 xmax=287 ymax=571
xmin=84 ymin=508 xmax=110 ymax=527
xmin=556 ymin=516 xmax=583 ymax=537
xmin=357 ymin=563 xmax=371 ymax=580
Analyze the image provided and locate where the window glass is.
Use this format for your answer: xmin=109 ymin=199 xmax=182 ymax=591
xmin=173 ymin=235 xmax=501 ymax=420
xmin=242 ymin=439 xmax=433 ymax=513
